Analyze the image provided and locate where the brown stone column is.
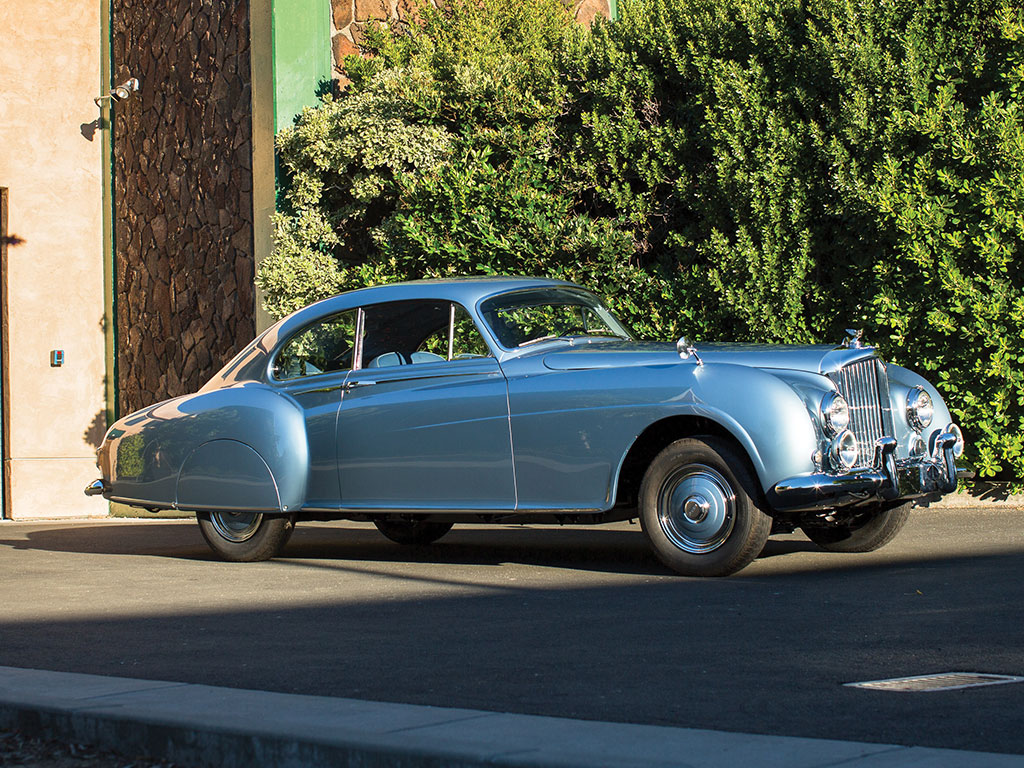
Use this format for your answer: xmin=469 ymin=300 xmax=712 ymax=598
xmin=112 ymin=0 xmax=256 ymax=414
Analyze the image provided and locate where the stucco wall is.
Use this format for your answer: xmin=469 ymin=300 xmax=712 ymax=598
xmin=0 ymin=0 xmax=109 ymax=518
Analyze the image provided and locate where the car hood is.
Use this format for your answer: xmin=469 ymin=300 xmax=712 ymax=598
xmin=540 ymin=341 xmax=877 ymax=375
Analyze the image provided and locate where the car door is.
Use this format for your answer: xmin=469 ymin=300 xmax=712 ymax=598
xmin=336 ymin=300 xmax=515 ymax=510
xmin=270 ymin=309 xmax=357 ymax=507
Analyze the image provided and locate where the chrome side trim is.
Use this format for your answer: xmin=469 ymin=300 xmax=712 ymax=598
xmin=300 ymin=383 xmax=347 ymax=395
xmin=353 ymin=307 xmax=366 ymax=370
xmin=447 ymin=302 xmax=456 ymax=361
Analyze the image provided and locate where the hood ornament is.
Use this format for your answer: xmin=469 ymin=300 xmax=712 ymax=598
xmin=842 ymin=328 xmax=865 ymax=349
xmin=676 ymin=336 xmax=704 ymax=366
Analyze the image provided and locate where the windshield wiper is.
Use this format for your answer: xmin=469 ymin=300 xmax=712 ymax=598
xmin=517 ymin=331 xmax=628 ymax=348
xmin=517 ymin=335 xmax=569 ymax=348
xmin=572 ymin=331 xmax=628 ymax=339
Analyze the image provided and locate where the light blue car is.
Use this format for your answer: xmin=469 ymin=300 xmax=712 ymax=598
xmin=87 ymin=277 xmax=967 ymax=576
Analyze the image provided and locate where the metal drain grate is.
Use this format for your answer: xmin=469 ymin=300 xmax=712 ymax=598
xmin=845 ymin=672 xmax=1024 ymax=692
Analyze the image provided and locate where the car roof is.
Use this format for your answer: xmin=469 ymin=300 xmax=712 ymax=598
xmin=276 ymin=276 xmax=582 ymax=335
xmin=309 ymin=276 xmax=579 ymax=312
xmin=211 ymin=277 xmax=586 ymax=386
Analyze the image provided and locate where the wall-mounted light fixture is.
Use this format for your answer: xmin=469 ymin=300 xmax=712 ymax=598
xmin=94 ymin=77 xmax=140 ymax=108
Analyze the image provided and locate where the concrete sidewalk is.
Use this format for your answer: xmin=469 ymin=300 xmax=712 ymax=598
xmin=1 ymin=667 xmax=1022 ymax=768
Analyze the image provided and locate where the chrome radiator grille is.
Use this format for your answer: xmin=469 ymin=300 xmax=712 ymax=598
xmin=829 ymin=359 xmax=889 ymax=468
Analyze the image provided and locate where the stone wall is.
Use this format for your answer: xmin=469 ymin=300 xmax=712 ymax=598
xmin=329 ymin=0 xmax=610 ymax=85
xmin=112 ymin=0 xmax=256 ymax=414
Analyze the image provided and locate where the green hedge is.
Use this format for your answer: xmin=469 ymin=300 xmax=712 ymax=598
xmin=259 ymin=0 xmax=1024 ymax=482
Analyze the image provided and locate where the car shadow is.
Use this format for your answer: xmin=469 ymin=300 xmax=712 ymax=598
xmin=0 ymin=521 xmax=824 ymax=577
xmin=758 ymin=537 xmax=821 ymax=558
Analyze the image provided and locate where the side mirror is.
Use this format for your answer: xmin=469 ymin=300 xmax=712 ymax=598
xmin=676 ymin=337 xmax=703 ymax=366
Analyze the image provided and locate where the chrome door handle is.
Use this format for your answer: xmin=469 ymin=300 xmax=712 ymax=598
xmin=343 ymin=380 xmax=376 ymax=390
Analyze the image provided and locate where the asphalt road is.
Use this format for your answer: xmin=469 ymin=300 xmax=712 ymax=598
xmin=1 ymin=508 xmax=1022 ymax=755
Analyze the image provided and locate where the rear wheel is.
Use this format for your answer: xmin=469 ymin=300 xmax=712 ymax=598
xmin=197 ymin=511 xmax=295 ymax=562
xmin=802 ymin=503 xmax=912 ymax=553
xmin=639 ymin=437 xmax=771 ymax=577
xmin=374 ymin=518 xmax=453 ymax=546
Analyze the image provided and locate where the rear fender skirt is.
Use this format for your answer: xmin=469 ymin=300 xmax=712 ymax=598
xmin=176 ymin=439 xmax=282 ymax=512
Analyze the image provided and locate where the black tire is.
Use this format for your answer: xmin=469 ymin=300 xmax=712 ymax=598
xmin=639 ymin=437 xmax=771 ymax=577
xmin=802 ymin=503 xmax=912 ymax=553
xmin=196 ymin=511 xmax=295 ymax=562
xmin=374 ymin=518 xmax=453 ymax=545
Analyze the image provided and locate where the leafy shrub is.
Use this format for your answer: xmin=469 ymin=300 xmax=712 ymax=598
xmin=259 ymin=0 xmax=1024 ymax=481
xmin=558 ymin=0 xmax=1024 ymax=479
xmin=818 ymin=0 xmax=1024 ymax=479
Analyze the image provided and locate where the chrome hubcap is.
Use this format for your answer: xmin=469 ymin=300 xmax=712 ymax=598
xmin=683 ymin=495 xmax=711 ymax=523
xmin=209 ymin=511 xmax=263 ymax=543
xmin=658 ymin=464 xmax=736 ymax=554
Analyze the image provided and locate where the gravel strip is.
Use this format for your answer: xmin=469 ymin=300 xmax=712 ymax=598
xmin=0 ymin=730 xmax=188 ymax=768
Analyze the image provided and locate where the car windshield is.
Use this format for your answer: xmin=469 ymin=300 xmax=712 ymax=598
xmin=479 ymin=288 xmax=632 ymax=349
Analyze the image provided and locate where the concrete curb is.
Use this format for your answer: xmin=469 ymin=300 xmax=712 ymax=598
xmin=2 ymin=667 xmax=1022 ymax=767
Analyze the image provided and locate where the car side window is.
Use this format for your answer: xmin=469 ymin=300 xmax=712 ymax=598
xmin=416 ymin=305 xmax=491 ymax=361
xmin=273 ymin=310 xmax=357 ymax=380
xmin=361 ymin=301 xmax=492 ymax=369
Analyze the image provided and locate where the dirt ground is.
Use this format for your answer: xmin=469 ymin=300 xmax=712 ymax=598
xmin=0 ymin=731 xmax=184 ymax=768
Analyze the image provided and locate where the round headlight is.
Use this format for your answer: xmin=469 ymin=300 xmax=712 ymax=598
xmin=906 ymin=386 xmax=934 ymax=431
xmin=948 ymin=423 xmax=965 ymax=458
xmin=907 ymin=434 xmax=926 ymax=458
xmin=820 ymin=392 xmax=850 ymax=436
xmin=830 ymin=430 xmax=859 ymax=470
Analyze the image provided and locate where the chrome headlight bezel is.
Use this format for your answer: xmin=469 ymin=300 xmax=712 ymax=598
xmin=830 ymin=430 xmax=859 ymax=470
xmin=906 ymin=386 xmax=934 ymax=431
xmin=820 ymin=392 xmax=851 ymax=437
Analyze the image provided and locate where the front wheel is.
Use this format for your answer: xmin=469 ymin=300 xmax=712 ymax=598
xmin=802 ymin=503 xmax=912 ymax=553
xmin=639 ymin=437 xmax=771 ymax=577
xmin=197 ymin=511 xmax=295 ymax=562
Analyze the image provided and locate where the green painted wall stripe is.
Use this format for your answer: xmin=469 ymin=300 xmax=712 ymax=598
xmin=251 ymin=0 xmax=276 ymax=332
xmin=272 ymin=0 xmax=332 ymax=132
xmin=609 ymin=0 xmax=618 ymax=20
xmin=102 ymin=0 xmax=117 ymax=424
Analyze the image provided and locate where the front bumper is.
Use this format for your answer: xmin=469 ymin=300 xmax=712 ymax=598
xmin=768 ymin=433 xmax=969 ymax=513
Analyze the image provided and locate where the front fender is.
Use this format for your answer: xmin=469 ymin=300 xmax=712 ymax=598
xmin=884 ymin=364 xmax=955 ymax=454
xmin=669 ymin=363 xmax=820 ymax=491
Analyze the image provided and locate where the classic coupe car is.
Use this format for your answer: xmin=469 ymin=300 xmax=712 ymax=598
xmin=86 ymin=277 xmax=966 ymax=576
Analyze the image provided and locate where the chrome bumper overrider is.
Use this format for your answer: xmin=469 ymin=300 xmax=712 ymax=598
xmin=84 ymin=479 xmax=108 ymax=497
xmin=768 ymin=433 xmax=968 ymax=512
